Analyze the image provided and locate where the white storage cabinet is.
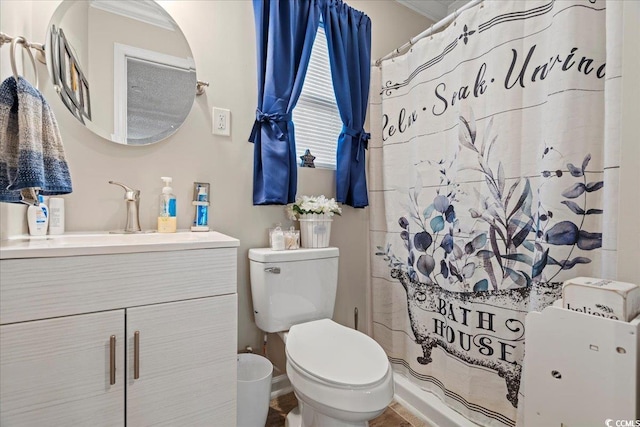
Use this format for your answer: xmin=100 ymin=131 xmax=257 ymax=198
xmin=0 ymin=233 xmax=238 ymax=426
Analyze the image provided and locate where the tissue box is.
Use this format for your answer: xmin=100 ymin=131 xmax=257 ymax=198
xmin=562 ymin=277 xmax=640 ymax=321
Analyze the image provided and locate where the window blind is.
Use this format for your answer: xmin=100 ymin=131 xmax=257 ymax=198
xmin=293 ymin=26 xmax=342 ymax=170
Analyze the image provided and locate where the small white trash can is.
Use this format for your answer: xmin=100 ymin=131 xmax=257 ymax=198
xmin=237 ymin=353 xmax=273 ymax=427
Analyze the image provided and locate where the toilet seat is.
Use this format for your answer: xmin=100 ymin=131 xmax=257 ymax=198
xmin=286 ymin=319 xmax=389 ymax=387
xmin=284 ymin=319 xmax=394 ymax=417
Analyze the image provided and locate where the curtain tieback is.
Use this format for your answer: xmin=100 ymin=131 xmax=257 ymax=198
xmin=248 ymin=110 xmax=292 ymax=143
xmin=344 ymin=127 xmax=370 ymax=162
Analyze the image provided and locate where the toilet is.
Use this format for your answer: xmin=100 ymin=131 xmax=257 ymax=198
xmin=249 ymin=247 xmax=394 ymax=427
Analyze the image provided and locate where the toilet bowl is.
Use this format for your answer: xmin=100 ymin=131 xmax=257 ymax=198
xmin=283 ymin=319 xmax=394 ymax=427
xmin=248 ymin=248 xmax=394 ymax=426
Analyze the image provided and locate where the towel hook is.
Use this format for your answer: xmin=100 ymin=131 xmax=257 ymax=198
xmin=196 ymin=80 xmax=209 ymax=96
xmin=0 ymin=32 xmax=11 ymax=46
xmin=454 ymin=9 xmax=459 ymax=26
xmin=10 ymin=36 xmax=38 ymax=89
xmin=429 ymin=24 xmax=435 ymax=40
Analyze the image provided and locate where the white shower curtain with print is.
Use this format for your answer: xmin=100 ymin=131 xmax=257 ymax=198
xmin=369 ymin=1 xmax=622 ymax=425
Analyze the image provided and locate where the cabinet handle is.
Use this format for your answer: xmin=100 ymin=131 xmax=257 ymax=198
xmin=134 ymin=331 xmax=140 ymax=380
xmin=109 ymin=335 xmax=116 ymax=385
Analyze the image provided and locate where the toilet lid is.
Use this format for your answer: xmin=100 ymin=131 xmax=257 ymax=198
xmin=286 ymin=319 xmax=389 ymax=386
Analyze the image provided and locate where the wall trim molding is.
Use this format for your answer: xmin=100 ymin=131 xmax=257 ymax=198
xmin=395 ymin=0 xmax=448 ymax=22
xmin=447 ymin=0 xmax=471 ymax=15
xmin=270 ymin=374 xmax=293 ymax=400
xmin=90 ymin=0 xmax=176 ymax=31
xmin=394 ymin=373 xmax=478 ymax=427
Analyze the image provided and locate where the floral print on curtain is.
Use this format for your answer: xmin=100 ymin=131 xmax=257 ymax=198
xmin=368 ymin=1 xmax=623 ymax=425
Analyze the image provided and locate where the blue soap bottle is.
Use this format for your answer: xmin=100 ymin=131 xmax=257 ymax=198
xmin=191 ymin=183 xmax=210 ymax=232
xmin=196 ymin=186 xmax=208 ymax=226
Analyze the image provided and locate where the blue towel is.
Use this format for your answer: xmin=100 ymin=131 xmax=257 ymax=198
xmin=0 ymin=76 xmax=72 ymax=205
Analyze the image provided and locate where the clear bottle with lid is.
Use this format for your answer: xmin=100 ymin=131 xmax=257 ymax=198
xmin=158 ymin=176 xmax=177 ymax=233
xmin=270 ymin=223 xmax=285 ymax=251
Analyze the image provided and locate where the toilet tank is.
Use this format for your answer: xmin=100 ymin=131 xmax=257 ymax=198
xmin=249 ymin=247 xmax=339 ymax=333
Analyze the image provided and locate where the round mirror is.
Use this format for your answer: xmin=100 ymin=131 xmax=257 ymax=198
xmin=45 ymin=0 xmax=197 ymax=146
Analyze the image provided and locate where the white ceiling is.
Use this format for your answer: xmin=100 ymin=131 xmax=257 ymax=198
xmin=395 ymin=0 xmax=470 ymax=22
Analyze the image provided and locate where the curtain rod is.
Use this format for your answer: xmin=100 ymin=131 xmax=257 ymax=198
xmin=374 ymin=0 xmax=484 ymax=67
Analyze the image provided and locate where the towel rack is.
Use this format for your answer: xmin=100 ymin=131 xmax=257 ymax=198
xmin=196 ymin=80 xmax=209 ymax=96
xmin=0 ymin=32 xmax=44 ymax=89
xmin=11 ymin=37 xmax=38 ymax=89
xmin=0 ymin=32 xmax=45 ymax=57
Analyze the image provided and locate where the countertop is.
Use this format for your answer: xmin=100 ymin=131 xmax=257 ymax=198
xmin=0 ymin=231 xmax=240 ymax=259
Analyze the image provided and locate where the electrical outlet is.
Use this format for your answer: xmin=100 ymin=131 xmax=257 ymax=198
xmin=212 ymin=107 xmax=231 ymax=136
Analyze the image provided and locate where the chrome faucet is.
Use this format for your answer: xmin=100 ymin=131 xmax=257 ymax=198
xmin=109 ymin=181 xmax=142 ymax=233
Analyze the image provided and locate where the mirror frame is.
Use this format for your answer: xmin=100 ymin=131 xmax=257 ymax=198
xmin=45 ymin=0 xmax=199 ymax=146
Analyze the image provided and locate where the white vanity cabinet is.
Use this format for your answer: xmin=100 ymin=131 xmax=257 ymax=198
xmin=0 ymin=232 xmax=239 ymax=427
xmin=1 ymin=310 xmax=126 ymax=426
xmin=125 ymin=296 xmax=236 ymax=426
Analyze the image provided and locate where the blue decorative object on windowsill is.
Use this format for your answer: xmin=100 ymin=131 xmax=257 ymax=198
xmin=300 ymin=149 xmax=316 ymax=168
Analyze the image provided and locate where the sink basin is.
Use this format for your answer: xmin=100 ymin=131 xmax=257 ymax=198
xmin=0 ymin=231 xmax=240 ymax=259
xmin=7 ymin=231 xmax=152 ymax=243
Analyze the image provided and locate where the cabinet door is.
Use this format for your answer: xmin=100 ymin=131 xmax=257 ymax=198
xmin=126 ymin=295 xmax=237 ymax=426
xmin=0 ymin=311 xmax=125 ymax=426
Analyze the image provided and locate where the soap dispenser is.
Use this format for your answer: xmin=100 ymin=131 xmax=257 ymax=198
xmin=191 ymin=182 xmax=210 ymax=232
xmin=158 ymin=177 xmax=177 ymax=233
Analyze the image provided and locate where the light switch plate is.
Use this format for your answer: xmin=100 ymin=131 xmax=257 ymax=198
xmin=212 ymin=107 xmax=231 ymax=136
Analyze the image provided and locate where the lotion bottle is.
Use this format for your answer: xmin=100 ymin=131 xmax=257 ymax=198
xmin=27 ymin=195 xmax=49 ymax=236
xmin=158 ymin=177 xmax=177 ymax=233
xmin=48 ymin=197 xmax=65 ymax=235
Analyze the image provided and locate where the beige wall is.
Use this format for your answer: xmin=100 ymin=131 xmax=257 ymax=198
xmin=0 ymin=0 xmax=431 ymax=371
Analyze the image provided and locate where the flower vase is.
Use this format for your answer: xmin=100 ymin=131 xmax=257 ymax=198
xmin=299 ymin=213 xmax=332 ymax=248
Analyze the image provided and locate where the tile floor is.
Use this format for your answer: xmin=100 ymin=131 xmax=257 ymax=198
xmin=266 ymin=392 xmax=432 ymax=427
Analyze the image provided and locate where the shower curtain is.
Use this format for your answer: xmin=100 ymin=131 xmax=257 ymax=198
xmin=369 ymin=1 xmax=622 ymax=425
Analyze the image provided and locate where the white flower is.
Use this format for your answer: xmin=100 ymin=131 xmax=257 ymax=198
xmin=285 ymin=195 xmax=342 ymax=219
xmin=285 ymin=204 xmax=297 ymax=221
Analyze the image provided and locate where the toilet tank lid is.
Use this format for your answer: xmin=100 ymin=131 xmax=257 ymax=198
xmin=249 ymin=247 xmax=339 ymax=262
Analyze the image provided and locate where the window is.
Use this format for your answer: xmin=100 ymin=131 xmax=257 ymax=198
xmin=113 ymin=43 xmax=196 ymax=145
xmin=294 ymin=25 xmax=342 ymax=170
